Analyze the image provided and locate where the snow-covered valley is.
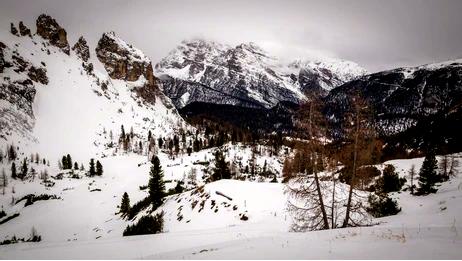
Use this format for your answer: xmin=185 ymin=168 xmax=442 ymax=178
xmin=0 ymin=153 xmax=461 ymax=259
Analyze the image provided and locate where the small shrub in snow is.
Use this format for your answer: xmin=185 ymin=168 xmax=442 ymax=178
xmin=127 ymin=196 xmax=151 ymax=220
xmin=366 ymin=194 xmax=401 ymax=218
xmin=0 ymin=209 xmax=6 ymax=219
xmin=15 ymin=194 xmax=59 ymax=207
xmin=0 ymin=227 xmax=41 ymax=245
xmin=0 ymin=213 xmax=20 ymax=225
xmin=123 ymin=212 xmax=164 ymax=236
xmin=375 ymin=165 xmax=406 ymax=194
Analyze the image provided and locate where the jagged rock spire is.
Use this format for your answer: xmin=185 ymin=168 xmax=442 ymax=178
xmin=36 ymin=14 xmax=70 ymax=55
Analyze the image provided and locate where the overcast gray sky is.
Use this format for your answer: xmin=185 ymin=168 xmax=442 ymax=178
xmin=1 ymin=0 xmax=461 ymax=72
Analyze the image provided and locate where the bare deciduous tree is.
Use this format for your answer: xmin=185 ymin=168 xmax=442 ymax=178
xmin=341 ymin=94 xmax=375 ymax=228
xmin=287 ymin=95 xmax=329 ymax=230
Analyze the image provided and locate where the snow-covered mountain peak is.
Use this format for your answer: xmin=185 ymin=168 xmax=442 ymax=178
xmin=156 ymin=39 xmax=366 ymax=108
xmin=235 ymin=42 xmax=270 ymax=57
xmin=287 ymin=58 xmax=368 ymax=91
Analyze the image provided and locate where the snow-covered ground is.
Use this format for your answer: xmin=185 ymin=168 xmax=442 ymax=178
xmin=0 ymin=154 xmax=461 ymax=259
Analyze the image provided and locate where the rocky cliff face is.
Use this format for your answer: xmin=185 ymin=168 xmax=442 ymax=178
xmin=96 ymin=32 xmax=155 ymax=84
xmin=36 ymin=14 xmax=70 ymax=54
xmin=0 ymin=41 xmax=47 ymax=141
xmin=156 ymin=39 xmax=366 ymax=109
xmin=95 ymin=32 xmax=168 ymax=106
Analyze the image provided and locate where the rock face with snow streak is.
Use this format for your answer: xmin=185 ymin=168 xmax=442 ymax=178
xmin=36 ymin=14 xmax=70 ymax=54
xmin=156 ymin=39 xmax=366 ymax=109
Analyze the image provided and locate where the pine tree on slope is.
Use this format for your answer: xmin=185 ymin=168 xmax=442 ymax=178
xmin=89 ymin=159 xmax=96 ymax=177
xmin=417 ymin=150 xmax=438 ymax=195
xmin=149 ymin=156 xmax=165 ymax=209
xmin=11 ymin=162 xmax=17 ymax=179
xmin=120 ymin=192 xmax=130 ymax=216
xmin=96 ymin=160 xmax=103 ymax=176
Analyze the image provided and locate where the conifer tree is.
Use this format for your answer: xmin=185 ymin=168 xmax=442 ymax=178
xmin=376 ymin=164 xmax=405 ymax=194
xmin=66 ymin=154 xmax=72 ymax=170
xmin=212 ymin=150 xmax=231 ymax=181
xmin=21 ymin=158 xmax=28 ymax=180
xmin=1 ymin=168 xmax=8 ymax=195
xmin=89 ymin=159 xmax=96 ymax=176
xmin=121 ymin=125 xmax=125 ymax=139
xmin=8 ymin=145 xmax=16 ymax=161
xmin=120 ymin=192 xmax=130 ymax=215
xmin=74 ymin=162 xmax=79 ymax=170
xmin=417 ymin=150 xmax=438 ymax=195
xmin=11 ymin=162 xmax=17 ymax=179
xmin=96 ymin=160 xmax=103 ymax=176
xmin=148 ymin=156 xmax=165 ymax=209
xmin=61 ymin=156 xmax=67 ymax=170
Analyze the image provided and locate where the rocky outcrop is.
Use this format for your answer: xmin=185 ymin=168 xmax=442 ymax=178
xmin=96 ymin=32 xmax=155 ymax=85
xmin=95 ymin=32 xmax=165 ymax=104
xmin=0 ymin=42 xmax=11 ymax=73
xmin=72 ymin=36 xmax=94 ymax=75
xmin=1 ymin=42 xmax=48 ymax=84
xmin=36 ymin=14 xmax=70 ymax=54
xmin=27 ymin=66 xmax=48 ymax=84
xmin=10 ymin=23 xmax=18 ymax=36
xmin=19 ymin=21 xmax=32 ymax=37
xmin=72 ymin=36 xmax=90 ymax=62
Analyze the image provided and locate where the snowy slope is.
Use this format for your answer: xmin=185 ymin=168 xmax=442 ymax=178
xmin=0 ymin=18 xmax=185 ymax=163
xmin=0 ymin=142 xmax=289 ymax=242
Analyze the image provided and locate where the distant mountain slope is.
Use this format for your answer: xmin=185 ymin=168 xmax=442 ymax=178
xmin=0 ymin=15 xmax=184 ymax=162
xmin=155 ymin=39 xmax=366 ymax=109
xmin=179 ymin=101 xmax=299 ymax=133
xmin=325 ymin=59 xmax=462 ymax=152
